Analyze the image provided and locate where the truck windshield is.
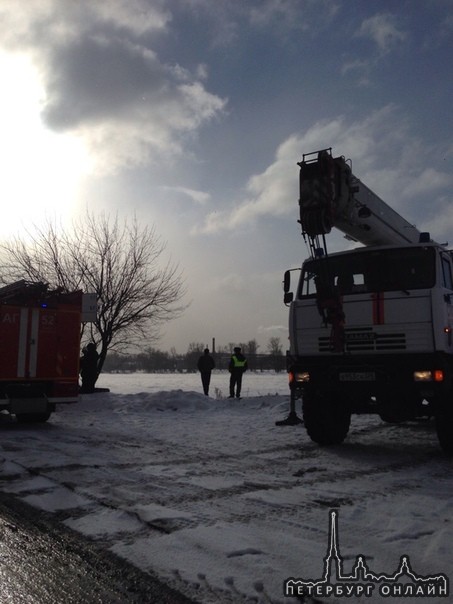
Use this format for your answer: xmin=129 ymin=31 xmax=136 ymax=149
xmin=299 ymin=247 xmax=436 ymax=297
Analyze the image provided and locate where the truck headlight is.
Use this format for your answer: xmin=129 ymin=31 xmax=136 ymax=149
xmin=413 ymin=371 xmax=432 ymax=382
xmin=289 ymin=371 xmax=310 ymax=384
xmin=413 ymin=370 xmax=444 ymax=382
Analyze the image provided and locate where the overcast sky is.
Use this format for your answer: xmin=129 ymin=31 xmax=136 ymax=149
xmin=0 ymin=0 xmax=452 ymax=353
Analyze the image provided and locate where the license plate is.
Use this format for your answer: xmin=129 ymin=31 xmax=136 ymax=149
xmin=345 ymin=332 xmax=375 ymax=343
xmin=339 ymin=372 xmax=375 ymax=382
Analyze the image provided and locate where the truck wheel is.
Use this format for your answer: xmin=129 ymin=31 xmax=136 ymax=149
xmin=377 ymin=394 xmax=419 ymax=424
xmin=435 ymin=398 xmax=453 ymax=454
xmin=378 ymin=407 xmax=407 ymax=424
xmin=302 ymin=392 xmax=350 ymax=445
xmin=16 ymin=412 xmax=52 ymax=423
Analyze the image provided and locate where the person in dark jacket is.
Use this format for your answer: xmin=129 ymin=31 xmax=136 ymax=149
xmin=197 ymin=348 xmax=216 ymax=395
xmin=80 ymin=343 xmax=99 ymax=393
xmin=228 ymin=347 xmax=248 ymax=399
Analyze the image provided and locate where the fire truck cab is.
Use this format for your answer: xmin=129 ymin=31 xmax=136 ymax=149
xmin=0 ymin=281 xmax=84 ymax=423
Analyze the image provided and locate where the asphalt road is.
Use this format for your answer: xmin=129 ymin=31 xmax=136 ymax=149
xmin=0 ymin=492 xmax=197 ymax=604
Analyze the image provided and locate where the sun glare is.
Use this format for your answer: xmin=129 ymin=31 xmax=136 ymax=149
xmin=0 ymin=53 xmax=91 ymax=239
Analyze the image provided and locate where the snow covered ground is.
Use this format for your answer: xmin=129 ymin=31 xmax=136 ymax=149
xmin=0 ymin=372 xmax=452 ymax=603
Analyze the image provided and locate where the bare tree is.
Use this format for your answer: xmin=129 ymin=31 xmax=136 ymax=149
xmin=243 ymin=339 xmax=259 ymax=356
xmin=186 ymin=342 xmax=206 ymax=372
xmin=267 ymin=337 xmax=283 ymax=356
xmin=1 ymin=211 xmax=186 ymax=379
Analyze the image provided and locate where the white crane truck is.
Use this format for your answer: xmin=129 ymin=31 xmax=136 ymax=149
xmin=283 ymin=148 xmax=453 ymax=453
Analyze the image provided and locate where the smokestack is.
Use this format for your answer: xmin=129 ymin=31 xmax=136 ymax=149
xmin=212 ymin=337 xmax=216 ymax=354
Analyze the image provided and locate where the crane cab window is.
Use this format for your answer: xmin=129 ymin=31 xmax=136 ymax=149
xmin=441 ymin=255 xmax=453 ymax=290
xmin=334 ymin=272 xmax=365 ymax=294
xmin=299 ymin=246 xmax=435 ymax=298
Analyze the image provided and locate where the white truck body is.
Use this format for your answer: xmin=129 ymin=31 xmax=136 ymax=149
xmin=284 ymin=149 xmax=453 ymax=452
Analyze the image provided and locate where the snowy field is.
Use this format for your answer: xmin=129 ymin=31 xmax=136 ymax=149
xmin=0 ymin=371 xmax=452 ymax=603
xmin=98 ymin=371 xmax=290 ymax=398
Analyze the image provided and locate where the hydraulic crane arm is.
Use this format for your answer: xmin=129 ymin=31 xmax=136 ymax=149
xmin=298 ymin=149 xmax=421 ymax=255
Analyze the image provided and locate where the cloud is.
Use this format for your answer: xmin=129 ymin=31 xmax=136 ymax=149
xmin=174 ymin=0 xmax=340 ymax=48
xmin=423 ymin=196 xmax=453 ymax=244
xmin=161 ymin=186 xmax=211 ymax=205
xmin=210 ymin=273 xmax=246 ymax=294
xmin=192 ymin=135 xmax=300 ymax=235
xmin=249 ymin=0 xmax=308 ymax=30
xmin=257 ymin=325 xmax=287 ymax=334
xmin=96 ymin=0 xmax=172 ymax=36
xmin=356 ymin=13 xmax=407 ymax=54
xmin=194 ymin=106 xmax=452 ymax=235
xmin=0 ymin=0 xmax=171 ymax=51
xmin=0 ymin=1 xmax=226 ymax=173
xmin=440 ymin=14 xmax=453 ymax=38
xmin=401 ymin=168 xmax=451 ymax=199
xmin=341 ymin=59 xmax=370 ymax=75
xmin=342 ymin=13 xmax=407 ymax=82
xmin=248 ymin=0 xmax=339 ymax=34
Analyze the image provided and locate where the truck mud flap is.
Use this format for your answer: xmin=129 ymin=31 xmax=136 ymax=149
xmin=5 ymin=384 xmax=49 ymax=415
xmin=8 ymin=397 xmax=48 ymax=415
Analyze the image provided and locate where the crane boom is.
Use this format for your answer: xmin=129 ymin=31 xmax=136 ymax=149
xmin=298 ymin=148 xmax=421 ymax=252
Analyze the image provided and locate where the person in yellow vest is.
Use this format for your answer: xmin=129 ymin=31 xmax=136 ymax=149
xmin=228 ymin=346 xmax=248 ymax=399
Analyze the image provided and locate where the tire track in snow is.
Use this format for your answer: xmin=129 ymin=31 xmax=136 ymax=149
xmin=0 ymin=418 xmax=440 ymax=532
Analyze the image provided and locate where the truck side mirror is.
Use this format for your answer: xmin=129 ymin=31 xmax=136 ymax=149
xmin=283 ymin=270 xmax=291 ymax=293
xmin=284 ymin=292 xmax=294 ymax=304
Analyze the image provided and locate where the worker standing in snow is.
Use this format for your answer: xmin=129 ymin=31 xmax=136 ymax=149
xmin=197 ymin=348 xmax=216 ymax=395
xmin=228 ymin=347 xmax=248 ymax=399
xmin=80 ymin=343 xmax=99 ymax=393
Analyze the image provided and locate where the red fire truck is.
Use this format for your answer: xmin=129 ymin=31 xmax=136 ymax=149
xmin=0 ymin=280 xmax=84 ymax=423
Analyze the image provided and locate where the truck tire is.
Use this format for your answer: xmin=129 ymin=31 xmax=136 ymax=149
xmin=378 ymin=402 xmax=408 ymax=424
xmin=302 ymin=392 xmax=351 ymax=445
xmin=16 ymin=412 xmax=52 ymax=423
xmin=435 ymin=397 xmax=453 ymax=454
xmin=377 ymin=394 xmax=420 ymax=424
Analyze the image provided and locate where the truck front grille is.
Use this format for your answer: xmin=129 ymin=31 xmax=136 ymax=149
xmin=319 ymin=329 xmax=407 ymax=352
